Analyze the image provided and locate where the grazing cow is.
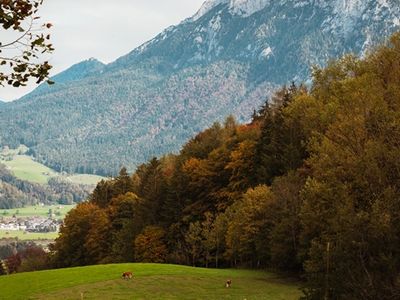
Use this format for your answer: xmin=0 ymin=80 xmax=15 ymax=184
xmin=225 ymin=279 xmax=232 ymax=288
xmin=122 ymin=271 xmax=133 ymax=279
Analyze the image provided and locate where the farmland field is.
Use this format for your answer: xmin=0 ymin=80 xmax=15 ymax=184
xmin=1 ymin=204 xmax=75 ymax=219
xmin=65 ymin=174 xmax=106 ymax=185
xmin=0 ymin=146 xmax=105 ymax=185
xmin=1 ymin=155 xmax=56 ymax=184
xmin=0 ymin=230 xmax=59 ymax=240
xmin=0 ymin=263 xmax=302 ymax=300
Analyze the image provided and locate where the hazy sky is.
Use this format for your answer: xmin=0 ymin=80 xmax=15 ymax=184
xmin=1 ymin=0 xmax=205 ymax=101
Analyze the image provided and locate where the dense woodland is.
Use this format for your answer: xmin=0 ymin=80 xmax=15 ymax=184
xmin=0 ymin=164 xmax=92 ymax=209
xmin=27 ymin=34 xmax=400 ymax=298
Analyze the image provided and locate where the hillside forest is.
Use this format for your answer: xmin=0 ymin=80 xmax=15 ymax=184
xmin=10 ymin=34 xmax=400 ymax=299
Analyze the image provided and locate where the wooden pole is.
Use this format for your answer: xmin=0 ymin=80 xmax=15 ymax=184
xmin=325 ymin=241 xmax=331 ymax=300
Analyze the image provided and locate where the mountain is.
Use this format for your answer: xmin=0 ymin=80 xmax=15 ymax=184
xmin=51 ymin=58 xmax=105 ymax=84
xmin=23 ymin=58 xmax=106 ymax=98
xmin=0 ymin=0 xmax=399 ymax=175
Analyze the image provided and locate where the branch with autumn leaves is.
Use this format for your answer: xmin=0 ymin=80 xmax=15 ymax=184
xmin=0 ymin=0 xmax=54 ymax=87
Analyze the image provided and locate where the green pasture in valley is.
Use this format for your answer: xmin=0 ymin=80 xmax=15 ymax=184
xmin=0 ymin=146 xmax=105 ymax=185
xmin=0 ymin=263 xmax=301 ymax=300
xmin=1 ymin=155 xmax=56 ymax=184
xmin=65 ymin=174 xmax=106 ymax=186
xmin=1 ymin=204 xmax=75 ymax=219
xmin=0 ymin=230 xmax=59 ymax=240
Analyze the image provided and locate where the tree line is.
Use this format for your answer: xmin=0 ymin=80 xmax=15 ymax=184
xmin=28 ymin=33 xmax=400 ymax=298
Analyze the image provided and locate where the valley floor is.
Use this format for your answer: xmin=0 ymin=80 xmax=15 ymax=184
xmin=0 ymin=263 xmax=301 ymax=300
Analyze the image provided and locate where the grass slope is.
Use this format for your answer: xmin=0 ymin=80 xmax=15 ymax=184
xmin=65 ymin=174 xmax=106 ymax=186
xmin=1 ymin=147 xmax=105 ymax=185
xmin=0 ymin=264 xmax=301 ymax=300
xmin=1 ymin=155 xmax=56 ymax=184
xmin=1 ymin=204 xmax=75 ymax=218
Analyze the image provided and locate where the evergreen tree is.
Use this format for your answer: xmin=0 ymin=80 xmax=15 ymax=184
xmin=108 ymin=192 xmax=145 ymax=262
xmin=136 ymin=158 xmax=167 ymax=224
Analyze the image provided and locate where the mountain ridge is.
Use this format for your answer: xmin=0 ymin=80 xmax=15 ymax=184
xmin=0 ymin=0 xmax=399 ymax=175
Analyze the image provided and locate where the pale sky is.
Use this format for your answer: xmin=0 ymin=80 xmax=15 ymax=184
xmin=0 ymin=0 xmax=205 ymax=101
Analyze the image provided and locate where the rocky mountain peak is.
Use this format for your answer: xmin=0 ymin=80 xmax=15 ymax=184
xmin=192 ymin=0 xmax=400 ymax=22
xmin=192 ymin=0 xmax=271 ymax=20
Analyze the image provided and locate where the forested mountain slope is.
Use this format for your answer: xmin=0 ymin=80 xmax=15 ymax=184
xmin=0 ymin=0 xmax=399 ymax=175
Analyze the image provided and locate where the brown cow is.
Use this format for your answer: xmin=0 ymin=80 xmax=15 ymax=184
xmin=225 ymin=279 xmax=232 ymax=288
xmin=122 ymin=271 xmax=133 ymax=279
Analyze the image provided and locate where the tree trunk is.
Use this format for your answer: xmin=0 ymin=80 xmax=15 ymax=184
xmin=215 ymin=247 xmax=219 ymax=268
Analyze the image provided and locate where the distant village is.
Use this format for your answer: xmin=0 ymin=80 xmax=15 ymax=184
xmin=0 ymin=214 xmax=61 ymax=234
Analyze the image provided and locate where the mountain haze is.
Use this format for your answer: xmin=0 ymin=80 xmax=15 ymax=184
xmin=0 ymin=0 xmax=399 ymax=175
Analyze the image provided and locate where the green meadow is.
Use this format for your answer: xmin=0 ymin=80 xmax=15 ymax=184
xmin=0 ymin=146 xmax=105 ymax=185
xmin=1 ymin=155 xmax=56 ymax=184
xmin=66 ymin=174 xmax=106 ymax=186
xmin=1 ymin=204 xmax=75 ymax=219
xmin=0 ymin=263 xmax=301 ymax=300
xmin=0 ymin=230 xmax=59 ymax=240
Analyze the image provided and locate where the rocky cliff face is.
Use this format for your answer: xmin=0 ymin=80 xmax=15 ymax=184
xmin=122 ymin=0 xmax=400 ymax=82
xmin=0 ymin=0 xmax=399 ymax=175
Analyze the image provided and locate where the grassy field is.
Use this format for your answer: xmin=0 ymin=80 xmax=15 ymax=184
xmin=0 ymin=263 xmax=301 ymax=300
xmin=1 ymin=204 xmax=75 ymax=219
xmin=1 ymin=155 xmax=56 ymax=184
xmin=0 ymin=230 xmax=59 ymax=240
xmin=66 ymin=174 xmax=106 ymax=185
xmin=0 ymin=146 xmax=105 ymax=185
